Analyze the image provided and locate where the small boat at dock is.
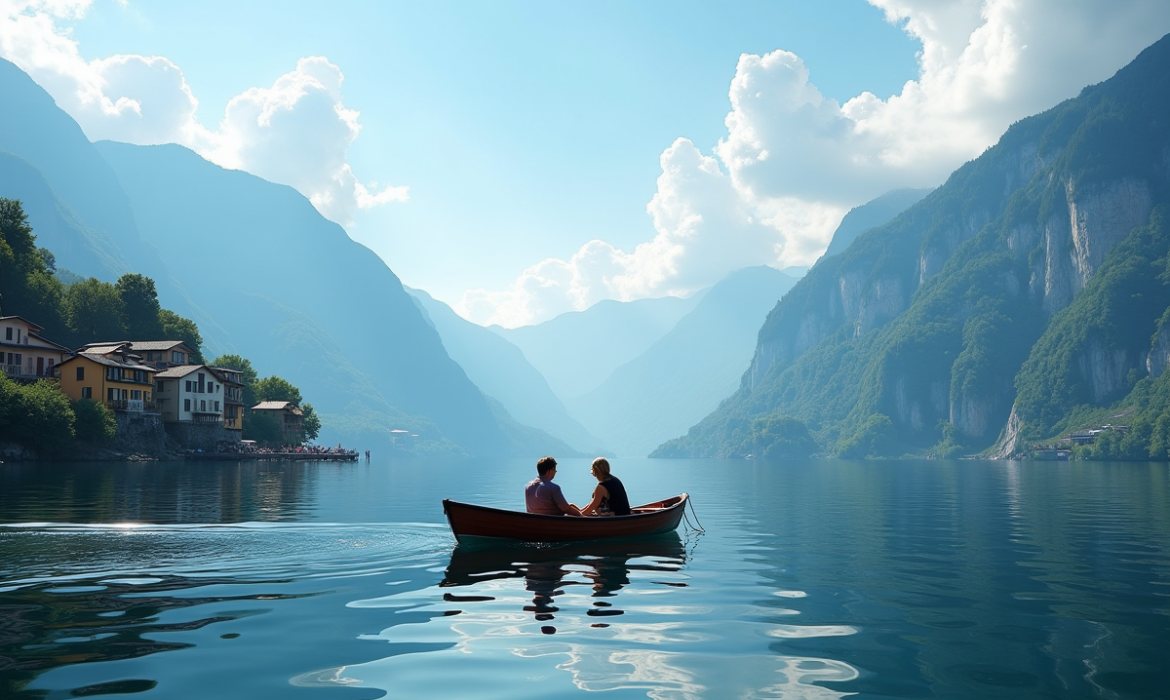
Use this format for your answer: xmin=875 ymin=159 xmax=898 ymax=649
xmin=442 ymin=494 xmax=689 ymax=543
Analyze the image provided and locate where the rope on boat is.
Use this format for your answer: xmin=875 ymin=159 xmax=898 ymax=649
xmin=682 ymin=497 xmax=706 ymax=534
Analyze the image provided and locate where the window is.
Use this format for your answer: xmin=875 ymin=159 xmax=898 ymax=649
xmin=108 ymin=388 xmax=116 ymax=402
xmin=131 ymin=390 xmax=141 ymax=400
xmin=214 ymin=401 xmax=220 ymax=411
xmin=14 ymin=354 xmax=21 ymax=366
xmin=185 ymin=380 xmax=193 ymax=392
xmin=184 ymin=398 xmax=191 ymax=412
xmin=3 ymin=327 xmax=10 ymax=340
xmin=81 ymin=387 xmax=92 ymax=399
xmin=200 ymin=400 xmax=206 ymax=412
xmin=76 ymin=366 xmax=85 ymax=381
xmin=173 ymin=351 xmax=184 ymax=364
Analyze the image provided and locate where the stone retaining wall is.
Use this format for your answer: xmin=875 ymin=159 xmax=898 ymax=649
xmin=163 ymin=421 xmax=241 ymax=452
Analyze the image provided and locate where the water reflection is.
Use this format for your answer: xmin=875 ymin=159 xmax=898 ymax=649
xmin=0 ymin=461 xmax=320 ymax=524
xmin=441 ymin=534 xmax=688 ymax=632
xmin=0 ymin=575 xmax=296 ymax=699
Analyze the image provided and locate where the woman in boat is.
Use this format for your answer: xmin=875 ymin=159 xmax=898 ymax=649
xmin=581 ymin=457 xmax=631 ymax=516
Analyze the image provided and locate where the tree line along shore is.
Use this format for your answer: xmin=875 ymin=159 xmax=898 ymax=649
xmin=1 ymin=197 xmax=321 ymax=459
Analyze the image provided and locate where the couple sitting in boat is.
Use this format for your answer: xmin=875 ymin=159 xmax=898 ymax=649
xmin=524 ymin=456 xmax=631 ymax=517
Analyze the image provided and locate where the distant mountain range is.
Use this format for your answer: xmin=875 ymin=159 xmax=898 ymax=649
xmin=491 ymin=294 xmax=704 ymax=401
xmin=407 ymin=287 xmax=603 ymax=453
xmin=0 ymin=57 xmax=572 ymax=456
xmin=567 ymin=266 xmax=798 ymax=456
xmin=657 ymin=33 xmax=1170 ymax=460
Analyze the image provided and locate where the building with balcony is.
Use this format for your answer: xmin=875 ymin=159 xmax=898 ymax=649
xmin=0 ymin=315 xmax=71 ymax=382
xmin=251 ymin=401 xmax=304 ymax=445
xmin=77 ymin=340 xmax=197 ymax=370
xmin=55 ymin=343 xmax=157 ymax=411
xmin=212 ymin=367 xmax=245 ymax=431
xmin=154 ymin=365 xmax=225 ymax=424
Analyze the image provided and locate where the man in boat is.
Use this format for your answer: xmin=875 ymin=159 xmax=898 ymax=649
xmin=525 ymin=456 xmax=581 ymax=516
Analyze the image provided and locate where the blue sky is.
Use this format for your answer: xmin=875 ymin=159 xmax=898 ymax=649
xmin=65 ymin=1 xmax=917 ymax=290
xmin=3 ymin=1 xmax=1170 ymax=325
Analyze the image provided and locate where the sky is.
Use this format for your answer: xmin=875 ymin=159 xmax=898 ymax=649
xmin=3 ymin=0 xmax=1170 ymax=327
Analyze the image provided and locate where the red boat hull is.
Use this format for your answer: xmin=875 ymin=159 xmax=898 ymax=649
xmin=442 ymin=494 xmax=689 ymax=543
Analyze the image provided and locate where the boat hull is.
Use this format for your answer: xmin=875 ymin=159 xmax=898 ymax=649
xmin=442 ymin=494 xmax=688 ymax=543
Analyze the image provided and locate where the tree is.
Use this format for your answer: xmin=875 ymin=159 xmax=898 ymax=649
xmin=211 ymin=354 xmax=258 ymax=405
xmin=73 ymin=399 xmax=117 ymax=442
xmin=38 ymin=247 xmax=56 ymax=273
xmin=159 ymin=309 xmax=203 ymax=362
xmin=0 ymin=198 xmax=51 ymax=318
xmin=301 ymin=403 xmax=321 ymax=442
xmin=14 ymin=379 xmax=75 ymax=451
xmin=244 ymin=411 xmax=283 ymax=445
xmin=254 ymin=376 xmax=302 ymax=405
xmin=66 ymin=278 xmax=127 ymax=345
xmin=116 ymin=273 xmax=164 ymax=339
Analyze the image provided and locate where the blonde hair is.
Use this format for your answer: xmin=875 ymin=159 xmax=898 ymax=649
xmin=591 ymin=457 xmax=611 ymax=478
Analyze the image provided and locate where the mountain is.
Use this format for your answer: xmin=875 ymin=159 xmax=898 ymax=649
xmin=492 ymin=294 xmax=704 ymax=401
xmin=0 ymin=58 xmax=166 ymax=282
xmin=656 ymin=33 xmax=1170 ymax=459
xmin=0 ymin=56 xmax=569 ymax=456
xmin=407 ymin=287 xmax=604 ymax=453
xmin=821 ymin=188 xmax=934 ymax=259
xmin=566 ymin=266 xmax=797 ymax=456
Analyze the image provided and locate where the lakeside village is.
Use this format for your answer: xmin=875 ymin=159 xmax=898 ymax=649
xmin=1 ymin=314 xmax=356 ymax=462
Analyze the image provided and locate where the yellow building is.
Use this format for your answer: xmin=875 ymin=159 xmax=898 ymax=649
xmin=212 ymin=367 xmax=245 ymax=431
xmin=56 ymin=343 xmax=158 ymax=412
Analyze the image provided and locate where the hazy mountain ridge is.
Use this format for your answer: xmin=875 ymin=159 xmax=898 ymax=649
xmin=491 ymin=294 xmax=704 ymax=401
xmin=656 ymin=33 xmax=1170 ymax=459
xmin=567 ymin=266 xmax=798 ymax=456
xmin=407 ymin=287 xmax=603 ymax=453
xmin=96 ymin=141 xmax=571 ymax=455
xmin=822 ymin=188 xmax=934 ymax=259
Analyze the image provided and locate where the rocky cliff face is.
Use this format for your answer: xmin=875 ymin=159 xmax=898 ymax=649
xmin=664 ymin=33 xmax=1170 ymax=459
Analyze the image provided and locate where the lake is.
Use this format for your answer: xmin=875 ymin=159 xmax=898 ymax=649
xmin=1 ymin=457 xmax=1167 ymax=699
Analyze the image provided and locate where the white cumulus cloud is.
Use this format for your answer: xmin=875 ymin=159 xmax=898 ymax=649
xmin=0 ymin=1 xmax=406 ymax=226
xmin=466 ymin=0 xmax=1170 ymax=327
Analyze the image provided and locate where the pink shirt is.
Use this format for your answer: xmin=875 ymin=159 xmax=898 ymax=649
xmin=525 ymin=476 xmax=569 ymax=515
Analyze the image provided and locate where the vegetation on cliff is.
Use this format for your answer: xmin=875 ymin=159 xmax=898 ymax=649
xmin=0 ymin=197 xmax=205 ymax=358
xmin=656 ymin=33 xmax=1170 ymax=459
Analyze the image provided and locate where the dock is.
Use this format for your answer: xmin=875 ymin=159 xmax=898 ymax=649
xmin=188 ymin=451 xmax=359 ymax=462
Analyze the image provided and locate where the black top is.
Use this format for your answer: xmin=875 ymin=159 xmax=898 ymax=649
xmin=598 ymin=476 xmax=631 ymax=516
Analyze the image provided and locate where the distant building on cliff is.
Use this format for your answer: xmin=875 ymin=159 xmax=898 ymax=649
xmin=251 ymin=401 xmax=304 ymax=445
xmin=212 ymin=366 xmax=245 ymax=432
xmin=77 ymin=340 xmax=196 ymax=370
xmin=0 ymin=315 xmax=71 ymax=382
xmin=56 ymin=343 xmax=158 ymax=412
xmin=154 ymin=364 xmax=225 ymax=424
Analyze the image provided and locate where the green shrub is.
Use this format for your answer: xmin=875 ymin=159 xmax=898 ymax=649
xmin=73 ymin=399 xmax=116 ymax=442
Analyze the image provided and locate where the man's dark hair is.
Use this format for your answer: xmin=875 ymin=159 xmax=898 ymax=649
xmin=536 ymin=456 xmax=557 ymax=475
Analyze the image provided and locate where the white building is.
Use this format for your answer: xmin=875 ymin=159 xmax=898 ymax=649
xmin=154 ymin=365 xmax=225 ymax=424
xmin=1 ymin=315 xmax=71 ymax=381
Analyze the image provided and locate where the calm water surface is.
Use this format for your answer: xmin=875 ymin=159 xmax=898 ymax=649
xmin=1 ymin=458 xmax=1168 ymax=699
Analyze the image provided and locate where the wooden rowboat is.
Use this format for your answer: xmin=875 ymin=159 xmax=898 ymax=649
xmin=442 ymin=493 xmax=689 ymax=543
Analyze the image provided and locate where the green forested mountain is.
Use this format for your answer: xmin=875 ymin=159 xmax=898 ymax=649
xmin=657 ymin=33 xmax=1170 ymax=459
